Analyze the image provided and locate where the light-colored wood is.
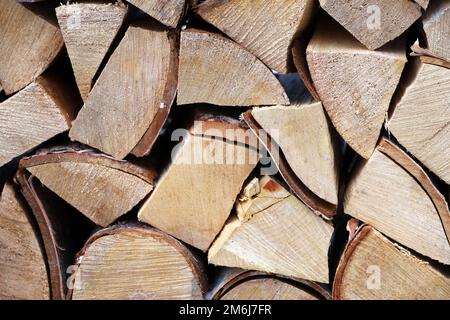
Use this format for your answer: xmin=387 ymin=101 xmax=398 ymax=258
xmin=56 ymin=2 xmax=127 ymax=100
xmin=71 ymin=226 xmax=206 ymax=300
xmin=333 ymin=225 xmax=450 ymax=300
xmin=0 ymin=74 xmax=79 ymax=167
xmin=319 ymin=0 xmax=422 ymax=50
xmin=307 ymin=17 xmax=406 ymax=159
xmin=417 ymin=0 xmax=450 ymax=63
xmin=209 ymin=176 xmax=333 ymax=283
xmin=69 ymin=22 xmax=176 ymax=159
xmin=344 ymin=149 xmax=450 ymax=264
xmin=177 ymin=29 xmax=289 ymax=106
xmin=388 ymin=60 xmax=450 ymax=184
xmin=0 ymin=0 xmax=63 ymax=94
xmin=251 ymin=102 xmax=339 ymax=205
xmin=0 ymin=183 xmax=49 ymax=300
xmin=194 ymin=0 xmax=316 ymax=73
xmin=127 ymin=0 xmax=185 ymax=27
xmin=138 ymin=126 xmax=258 ymax=251
xmin=415 ymin=0 xmax=430 ymax=9
xmin=21 ymin=147 xmax=155 ymax=227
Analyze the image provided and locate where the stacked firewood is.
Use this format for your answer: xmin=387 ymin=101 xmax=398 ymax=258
xmin=0 ymin=0 xmax=449 ymax=300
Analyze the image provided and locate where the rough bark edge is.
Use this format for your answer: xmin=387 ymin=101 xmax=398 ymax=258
xmin=377 ymin=137 xmax=450 ymax=245
xmin=208 ymin=268 xmax=331 ymax=300
xmin=241 ymin=111 xmax=336 ymax=219
xmin=67 ymin=224 xmax=208 ymax=299
xmin=411 ymin=43 xmax=450 ymax=68
xmin=19 ymin=145 xmax=156 ymax=184
xmin=130 ymin=30 xmax=179 ymax=157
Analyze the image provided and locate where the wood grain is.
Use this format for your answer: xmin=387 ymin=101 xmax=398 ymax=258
xmin=127 ymin=0 xmax=185 ymax=27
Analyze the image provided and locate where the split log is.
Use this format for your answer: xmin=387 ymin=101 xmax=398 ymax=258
xmin=412 ymin=0 xmax=450 ymax=63
xmin=194 ymin=0 xmax=317 ymax=73
xmin=19 ymin=146 xmax=155 ymax=227
xmin=56 ymin=2 xmax=127 ymax=100
xmin=70 ymin=225 xmax=207 ymax=300
xmin=388 ymin=58 xmax=450 ymax=184
xmin=0 ymin=72 xmax=81 ymax=168
xmin=127 ymin=0 xmax=185 ymax=28
xmin=0 ymin=0 xmax=63 ymax=94
xmin=69 ymin=21 xmax=178 ymax=159
xmin=177 ymin=29 xmax=289 ymax=106
xmin=242 ymin=110 xmax=337 ymax=218
xmin=318 ymin=0 xmax=422 ymax=50
xmin=0 ymin=182 xmax=49 ymax=300
xmin=138 ymin=115 xmax=259 ymax=251
xmin=415 ymin=0 xmax=431 ymax=9
xmin=15 ymin=170 xmax=94 ymax=300
xmin=344 ymin=143 xmax=450 ymax=264
xmin=250 ymin=102 xmax=339 ymax=206
xmin=207 ymin=268 xmax=330 ymax=300
xmin=333 ymin=224 xmax=450 ymax=300
xmin=306 ymin=16 xmax=406 ymax=159
xmin=208 ymin=176 xmax=333 ymax=283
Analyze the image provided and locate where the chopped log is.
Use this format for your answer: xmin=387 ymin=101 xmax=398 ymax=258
xmin=344 ymin=146 xmax=450 ymax=264
xmin=415 ymin=0 xmax=430 ymax=9
xmin=127 ymin=0 xmax=185 ymax=28
xmin=0 ymin=0 xmax=63 ymax=94
xmin=0 ymin=182 xmax=49 ymax=300
xmin=388 ymin=58 xmax=450 ymax=184
xmin=70 ymin=225 xmax=207 ymax=300
xmin=56 ymin=2 xmax=127 ymax=100
xmin=412 ymin=1 xmax=450 ymax=63
xmin=208 ymin=268 xmax=330 ymax=300
xmin=19 ymin=146 xmax=155 ymax=227
xmin=333 ymin=224 xmax=450 ymax=300
xmin=318 ymin=0 xmax=422 ymax=50
xmin=177 ymin=29 xmax=289 ymax=106
xmin=138 ymin=115 xmax=259 ymax=251
xmin=208 ymin=176 xmax=333 ymax=283
xmin=15 ymin=170 xmax=94 ymax=299
xmin=0 ymin=72 xmax=81 ymax=168
xmin=242 ymin=111 xmax=337 ymax=218
xmin=194 ymin=0 xmax=317 ymax=73
xmin=251 ymin=102 xmax=339 ymax=205
xmin=69 ymin=22 xmax=178 ymax=159
xmin=306 ymin=16 xmax=406 ymax=159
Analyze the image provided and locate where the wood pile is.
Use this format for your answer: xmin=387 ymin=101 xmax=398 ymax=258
xmin=0 ymin=0 xmax=449 ymax=300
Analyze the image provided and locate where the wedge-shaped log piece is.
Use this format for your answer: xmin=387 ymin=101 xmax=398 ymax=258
xmin=0 ymin=183 xmax=49 ymax=300
xmin=307 ymin=18 xmax=406 ymax=159
xmin=209 ymin=176 xmax=333 ymax=283
xmin=127 ymin=0 xmax=185 ymax=27
xmin=415 ymin=0 xmax=430 ymax=9
xmin=319 ymin=0 xmax=422 ymax=50
xmin=177 ymin=29 xmax=288 ymax=106
xmin=15 ymin=170 xmax=94 ymax=300
xmin=138 ymin=118 xmax=258 ymax=251
xmin=0 ymin=0 xmax=63 ymax=94
xmin=20 ymin=146 xmax=155 ymax=227
xmin=412 ymin=1 xmax=450 ymax=62
xmin=71 ymin=225 xmax=207 ymax=300
xmin=251 ymin=102 xmax=339 ymax=205
xmin=333 ymin=225 xmax=450 ymax=299
xmin=208 ymin=268 xmax=330 ymax=300
xmin=344 ymin=149 xmax=450 ymax=264
xmin=69 ymin=22 xmax=178 ymax=159
xmin=56 ymin=2 xmax=127 ymax=100
xmin=0 ymin=74 xmax=80 ymax=167
xmin=389 ymin=60 xmax=450 ymax=184
xmin=194 ymin=0 xmax=316 ymax=73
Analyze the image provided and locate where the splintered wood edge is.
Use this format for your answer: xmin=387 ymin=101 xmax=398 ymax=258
xmin=14 ymin=171 xmax=66 ymax=300
xmin=131 ymin=31 xmax=179 ymax=157
xmin=69 ymin=225 xmax=208 ymax=299
xmin=209 ymin=269 xmax=331 ymax=300
xmin=18 ymin=148 xmax=156 ymax=184
xmin=332 ymin=224 xmax=372 ymax=299
xmin=411 ymin=43 xmax=450 ymax=69
xmin=377 ymin=138 xmax=450 ymax=245
xmin=241 ymin=111 xmax=336 ymax=219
